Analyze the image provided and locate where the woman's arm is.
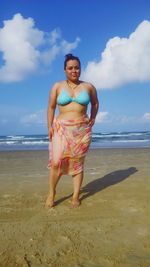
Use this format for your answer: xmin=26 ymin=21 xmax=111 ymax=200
xmin=89 ymin=85 xmax=99 ymax=127
xmin=47 ymin=83 xmax=58 ymax=139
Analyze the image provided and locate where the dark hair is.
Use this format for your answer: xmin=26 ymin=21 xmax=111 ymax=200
xmin=64 ymin=53 xmax=81 ymax=69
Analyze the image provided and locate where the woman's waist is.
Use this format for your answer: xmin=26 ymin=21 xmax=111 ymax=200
xmin=54 ymin=113 xmax=90 ymax=126
xmin=56 ymin=111 xmax=88 ymax=121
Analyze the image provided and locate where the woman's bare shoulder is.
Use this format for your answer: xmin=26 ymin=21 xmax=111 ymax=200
xmin=51 ymin=80 xmax=66 ymax=91
xmin=80 ymin=81 xmax=96 ymax=91
xmin=57 ymin=80 xmax=66 ymax=86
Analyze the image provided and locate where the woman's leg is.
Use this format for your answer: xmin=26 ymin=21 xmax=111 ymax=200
xmin=45 ymin=166 xmax=62 ymax=208
xmin=72 ymin=171 xmax=84 ymax=207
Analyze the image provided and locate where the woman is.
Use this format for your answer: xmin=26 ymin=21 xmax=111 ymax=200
xmin=45 ymin=54 xmax=99 ymax=208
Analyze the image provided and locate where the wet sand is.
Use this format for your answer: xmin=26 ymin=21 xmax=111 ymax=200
xmin=0 ymin=148 xmax=150 ymax=267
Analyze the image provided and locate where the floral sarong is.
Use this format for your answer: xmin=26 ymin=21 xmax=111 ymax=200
xmin=47 ymin=115 xmax=92 ymax=175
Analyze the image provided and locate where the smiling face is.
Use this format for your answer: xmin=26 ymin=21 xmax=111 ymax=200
xmin=64 ymin=59 xmax=81 ymax=82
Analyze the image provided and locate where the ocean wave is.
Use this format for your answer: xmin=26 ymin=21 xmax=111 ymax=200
xmin=112 ymin=139 xmax=149 ymax=143
xmin=22 ymin=141 xmax=48 ymax=145
xmin=6 ymin=135 xmax=25 ymax=139
xmin=0 ymin=131 xmax=150 ymax=150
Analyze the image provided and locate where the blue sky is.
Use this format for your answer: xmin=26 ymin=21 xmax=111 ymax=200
xmin=0 ymin=0 xmax=150 ymax=135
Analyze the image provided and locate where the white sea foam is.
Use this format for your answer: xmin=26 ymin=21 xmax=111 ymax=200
xmin=7 ymin=135 xmax=25 ymax=139
xmin=112 ymin=139 xmax=149 ymax=143
xmin=0 ymin=131 xmax=150 ymax=151
xmin=22 ymin=141 xmax=48 ymax=145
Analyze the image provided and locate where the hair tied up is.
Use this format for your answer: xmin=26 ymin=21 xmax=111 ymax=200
xmin=65 ymin=53 xmax=73 ymax=60
xmin=64 ymin=53 xmax=81 ymax=70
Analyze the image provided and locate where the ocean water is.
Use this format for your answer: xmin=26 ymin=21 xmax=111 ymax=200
xmin=0 ymin=131 xmax=150 ymax=151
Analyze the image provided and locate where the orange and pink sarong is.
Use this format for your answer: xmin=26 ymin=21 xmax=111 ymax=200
xmin=47 ymin=115 xmax=92 ymax=175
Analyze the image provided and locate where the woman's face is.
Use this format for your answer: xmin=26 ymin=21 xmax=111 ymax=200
xmin=65 ymin=59 xmax=81 ymax=82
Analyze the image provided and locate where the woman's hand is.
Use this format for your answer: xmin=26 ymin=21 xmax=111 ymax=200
xmin=88 ymin=118 xmax=95 ymax=127
xmin=48 ymin=127 xmax=54 ymax=141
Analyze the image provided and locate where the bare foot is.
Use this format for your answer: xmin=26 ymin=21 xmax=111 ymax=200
xmin=45 ymin=190 xmax=56 ymax=208
xmin=45 ymin=197 xmax=54 ymax=208
xmin=71 ymin=199 xmax=81 ymax=208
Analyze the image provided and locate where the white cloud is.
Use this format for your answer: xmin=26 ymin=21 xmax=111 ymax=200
xmin=141 ymin=112 xmax=150 ymax=122
xmin=119 ymin=115 xmax=136 ymax=124
xmin=0 ymin=13 xmax=43 ymax=82
xmin=40 ymin=33 xmax=80 ymax=65
xmin=82 ymin=20 xmax=150 ymax=89
xmin=48 ymin=28 xmax=61 ymax=45
xmin=95 ymin=112 xmax=150 ymax=125
xmin=21 ymin=109 xmax=47 ymax=125
xmin=120 ymin=112 xmax=150 ymax=124
xmin=60 ymin=37 xmax=80 ymax=54
xmin=41 ymin=44 xmax=60 ymax=65
xmin=0 ymin=13 xmax=80 ymax=82
xmin=95 ymin=111 xmax=109 ymax=123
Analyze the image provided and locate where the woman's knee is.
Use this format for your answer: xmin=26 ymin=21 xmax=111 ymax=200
xmin=52 ymin=161 xmax=60 ymax=169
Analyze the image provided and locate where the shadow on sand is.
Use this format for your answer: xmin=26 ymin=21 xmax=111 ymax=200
xmin=80 ymin=167 xmax=138 ymax=201
xmin=55 ymin=167 xmax=138 ymax=206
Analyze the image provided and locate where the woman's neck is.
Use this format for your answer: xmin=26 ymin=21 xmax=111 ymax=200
xmin=66 ymin=79 xmax=80 ymax=90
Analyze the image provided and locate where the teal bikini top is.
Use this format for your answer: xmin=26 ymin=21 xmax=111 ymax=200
xmin=57 ymin=89 xmax=90 ymax=106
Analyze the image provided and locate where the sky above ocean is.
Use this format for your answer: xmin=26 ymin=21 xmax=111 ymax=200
xmin=0 ymin=0 xmax=150 ymax=135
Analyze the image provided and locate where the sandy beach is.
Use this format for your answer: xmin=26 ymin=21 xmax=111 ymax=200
xmin=0 ymin=148 xmax=150 ymax=267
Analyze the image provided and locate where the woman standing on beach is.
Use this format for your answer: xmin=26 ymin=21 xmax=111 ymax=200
xmin=45 ymin=54 xmax=99 ymax=208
